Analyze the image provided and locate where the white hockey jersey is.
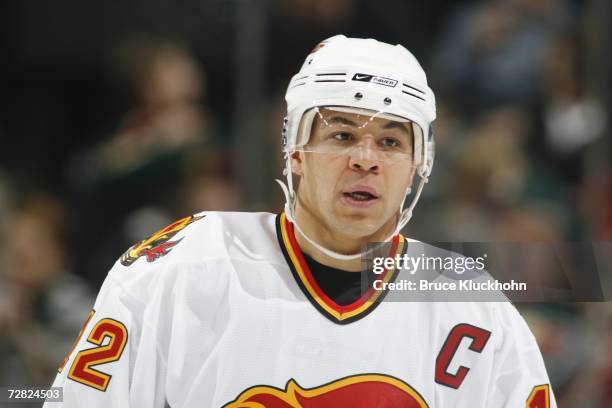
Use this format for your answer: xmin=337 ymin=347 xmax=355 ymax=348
xmin=45 ymin=211 xmax=556 ymax=407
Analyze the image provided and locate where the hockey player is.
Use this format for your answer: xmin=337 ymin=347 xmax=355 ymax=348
xmin=45 ymin=35 xmax=556 ymax=407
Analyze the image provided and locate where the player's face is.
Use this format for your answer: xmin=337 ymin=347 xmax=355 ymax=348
xmin=292 ymin=108 xmax=416 ymax=238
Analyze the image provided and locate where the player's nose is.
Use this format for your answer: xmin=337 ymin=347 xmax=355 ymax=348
xmin=348 ymin=139 xmax=380 ymax=173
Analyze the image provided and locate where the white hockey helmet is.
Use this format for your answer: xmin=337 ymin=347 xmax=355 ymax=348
xmin=283 ymin=34 xmax=436 ymax=177
xmin=278 ymin=35 xmax=437 ymax=260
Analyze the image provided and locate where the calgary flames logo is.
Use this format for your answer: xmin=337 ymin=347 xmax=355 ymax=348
xmin=224 ymin=374 xmax=429 ymax=408
xmin=120 ymin=215 xmax=204 ymax=266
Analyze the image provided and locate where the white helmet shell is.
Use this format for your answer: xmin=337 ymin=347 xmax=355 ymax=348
xmin=283 ymin=34 xmax=436 ymax=177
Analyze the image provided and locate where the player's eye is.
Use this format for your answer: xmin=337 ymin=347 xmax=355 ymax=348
xmin=332 ymin=132 xmax=354 ymax=142
xmin=380 ymin=137 xmax=401 ymax=148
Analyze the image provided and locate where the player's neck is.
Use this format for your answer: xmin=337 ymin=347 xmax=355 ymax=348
xmin=292 ymin=201 xmax=396 ymax=272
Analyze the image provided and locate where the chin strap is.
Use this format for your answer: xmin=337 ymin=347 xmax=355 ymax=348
xmin=276 ymin=155 xmax=429 ymax=261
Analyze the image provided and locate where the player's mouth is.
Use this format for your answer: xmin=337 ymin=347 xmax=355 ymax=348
xmin=341 ymin=186 xmax=380 ymax=208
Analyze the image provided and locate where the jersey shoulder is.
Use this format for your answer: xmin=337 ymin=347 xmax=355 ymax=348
xmin=104 ymin=211 xmax=282 ymax=293
xmin=114 ymin=210 xmax=279 ymax=268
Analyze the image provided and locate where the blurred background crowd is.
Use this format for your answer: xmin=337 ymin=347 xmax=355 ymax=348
xmin=0 ymin=0 xmax=610 ymax=406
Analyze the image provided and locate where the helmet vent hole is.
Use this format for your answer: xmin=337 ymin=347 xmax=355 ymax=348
xmin=384 ymin=97 xmax=392 ymax=105
xmin=354 ymin=92 xmax=363 ymax=100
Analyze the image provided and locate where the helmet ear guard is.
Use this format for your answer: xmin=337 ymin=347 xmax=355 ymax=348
xmin=418 ymin=125 xmax=435 ymax=179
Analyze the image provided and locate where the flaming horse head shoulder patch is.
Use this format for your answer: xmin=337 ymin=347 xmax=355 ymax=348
xmin=120 ymin=214 xmax=205 ymax=266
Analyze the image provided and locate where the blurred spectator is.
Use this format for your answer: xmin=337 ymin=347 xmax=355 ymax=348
xmin=0 ymin=193 xmax=94 ymax=388
xmin=425 ymin=108 xmax=529 ymax=240
xmin=70 ymin=36 xmax=213 ymax=187
xmin=416 ymin=105 xmax=573 ymax=240
xmin=434 ymin=0 xmax=571 ymax=115
xmin=179 ymin=151 xmax=240 ymax=215
xmin=544 ymin=35 xmax=605 ymax=155
xmin=494 ymin=203 xmax=566 ymax=242
xmin=452 ymin=107 xmax=530 ymax=206
xmin=539 ymin=34 xmax=607 ymax=184
xmin=66 ymin=37 xmax=218 ymax=284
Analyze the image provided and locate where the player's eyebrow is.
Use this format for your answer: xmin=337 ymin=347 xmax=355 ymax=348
xmin=326 ymin=116 xmax=359 ymax=127
xmin=382 ymin=121 xmax=412 ymax=134
xmin=382 ymin=121 xmax=413 ymax=142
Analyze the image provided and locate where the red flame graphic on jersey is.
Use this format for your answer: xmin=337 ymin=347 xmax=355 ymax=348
xmin=120 ymin=214 xmax=204 ymax=266
xmin=224 ymin=374 xmax=428 ymax=408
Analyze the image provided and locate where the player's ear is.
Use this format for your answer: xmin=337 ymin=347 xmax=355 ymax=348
xmin=290 ymin=151 xmax=304 ymax=176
